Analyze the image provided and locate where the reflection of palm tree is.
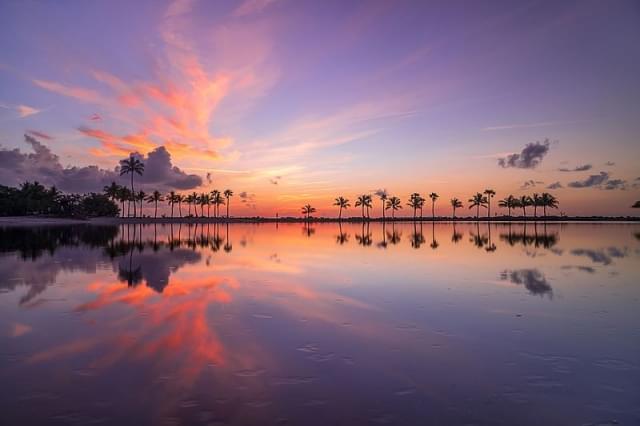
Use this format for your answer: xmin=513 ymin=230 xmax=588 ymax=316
xmin=336 ymin=222 xmax=349 ymax=245
xmin=334 ymin=196 xmax=350 ymax=220
xmin=388 ymin=224 xmax=402 ymax=245
xmin=146 ymin=190 xmax=164 ymax=218
xmin=224 ymin=223 xmax=233 ymax=252
xmin=355 ymin=222 xmax=372 ymax=246
xmin=377 ymin=222 xmax=388 ymax=249
xmin=385 ymin=196 xmax=402 ymax=219
xmin=302 ymin=222 xmax=315 ymax=238
xmin=451 ymin=223 xmax=463 ymax=243
xmin=450 ymin=198 xmax=463 ymax=219
xmin=410 ymin=222 xmax=425 ymax=249
xmin=485 ymin=223 xmax=496 ymax=252
xmin=301 ymin=204 xmax=316 ymax=220
xmin=470 ymin=222 xmax=489 ymax=248
xmin=484 ymin=189 xmax=496 ymax=219
xmin=430 ymin=222 xmax=439 ymax=249
xmin=468 ymin=193 xmax=488 ymax=219
xmin=429 ymin=192 xmax=439 ymax=220
xmin=119 ymin=155 xmax=144 ymax=218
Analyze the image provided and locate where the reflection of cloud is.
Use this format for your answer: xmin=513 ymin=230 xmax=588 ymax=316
xmin=571 ymin=247 xmax=627 ymax=265
xmin=8 ymin=323 xmax=32 ymax=337
xmin=498 ymin=140 xmax=551 ymax=169
xmin=500 ymin=269 xmax=553 ymax=297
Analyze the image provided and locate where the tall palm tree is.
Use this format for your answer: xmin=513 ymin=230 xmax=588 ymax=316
xmin=468 ymin=193 xmax=488 ymax=219
xmin=385 ymin=196 xmax=402 ymax=219
xmin=200 ymin=193 xmax=211 ymax=218
xmin=540 ymin=192 xmax=559 ymax=218
xmin=119 ymin=155 xmax=144 ymax=218
xmin=333 ymin=196 xmax=350 ymax=220
xmin=429 ymin=192 xmax=439 ymax=220
xmin=136 ymin=191 xmax=146 ymax=217
xmin=484 ymin=189 xmax=496 ymax=219
xmin=301 ymin=204 xmax=316 ymax=220
xmin=210 ymin=190 xmax=220 ymax=218
xmin=355 ymin=194 xmax=371 ymax=220
xmin=116 ymin=186 xmax=130 ymax=218
xmin=185 ymin=194 xmax=194 ymax=217
xmin=498 ymin=195 xmax=516 ymax=218
xmin=146 ymin=190 xmax=164 ymax=218
xmin=532 ymin=193 xmax=542 ymax=219
xmin=377 ymin=190 xmax=388 ymax=221
xmin=224 ymin=189 xmax=233 ymax=219
xmin=176 ymin=194 xmax=184 ymax=218
xmin=407 ymin=193 xmax=421 ymax=220
xmin=450 ymin=198 xmax=463 ymax=219
xmin=167 ymin=191 xmax=177 ymax=218
xmin=191 ymin=192 xmax=199 ymax=217
xmin=212 ymin=191 xmax=225 ymax=218
xmin=519 ymin=195 xmax=532 ymax=218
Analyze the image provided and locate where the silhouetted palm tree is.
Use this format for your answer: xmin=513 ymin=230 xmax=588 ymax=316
xmin=334 ymin=196 xmax=350 ymax=220
xmin=355 ymin=194 xmax=372 ymax=219
xmin=377 ymin=190 xmax=388 ymax=221
xmin=167 ymin=191 xmax=177 ymax=218
xmin=518 ymin=195 xmax=532 ymax=218
xmin=103 ymin=182 xmax=120 ymax=203
xmin=115 ymin=186 xmax=130 ymax=217
xmin=450 ymin=198 xmax=463 ymax=219
xmin=532 ymin=193 xmax=541 ymax=219
xmin=468 ymin=193 xmax=488 ymax=219
xmin=407 ymin=193 xmax=421 ymax=220
xmin=429 ymin=192 xmax=439 ymax=219
xmin=301 ymin=204 xmax=316 ymax=220
xmin=200 ymin=193 xmax=211 ymax=218
xmin=119 ymin=155 xmax=144 ymax=218
xmin=540 ymin=192 xmax=559 ymax=218
xmin=498 ymin=195 xmax=517 ymax=218
xmin=224 ymin=189 xmax=233 ymax=219
xmin=190 ymin=192 xmax=199 ymax=217
xmin=385 ymin=196 xmax=402 ymax=219
xmin=336 ymin=222 xmax=349 ymax=244
xmin=146 ymin=190 xmax=164 ymax=218
xmin=212 ymin=191 xmax=225 ymax=218
xmin=484 ymin=189 xmax=496 ymax=219
xmin=136 ymin=191 xmax=146 ymax=217
xmin=176 ymin=194 xmax=184 ymax=218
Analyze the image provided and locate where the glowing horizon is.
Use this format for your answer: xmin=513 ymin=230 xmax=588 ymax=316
xmin=1 ymin=0 xmax=639 ymax=217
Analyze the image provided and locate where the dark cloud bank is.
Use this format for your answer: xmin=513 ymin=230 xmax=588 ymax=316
xmin=498 ymin=139 xmax=551 ymax=169
xmin=0 ymin=134 xmax=202 ymax=193
xmin=567 ymin=171 xmax=626 ymax=190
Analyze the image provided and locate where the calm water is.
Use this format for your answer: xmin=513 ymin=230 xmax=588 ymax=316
xmin=0 ymin=222 xmax=638 ymax=425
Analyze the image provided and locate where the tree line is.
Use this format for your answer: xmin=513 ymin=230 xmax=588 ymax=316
xmin=0 ymin=182 xmax=119 ymax=217
xmin=305 ymin=189 xmax=561 ymax=220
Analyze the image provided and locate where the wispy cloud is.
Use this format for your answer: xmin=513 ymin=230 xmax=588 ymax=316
xmin=0 ymin=102 xmax=43 ymax=118
xmin=483 ymin=120 xmax=580 ymax=131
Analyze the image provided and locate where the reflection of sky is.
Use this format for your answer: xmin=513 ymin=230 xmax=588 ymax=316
xmin=0 ymin=223 xmax=639 ymax=424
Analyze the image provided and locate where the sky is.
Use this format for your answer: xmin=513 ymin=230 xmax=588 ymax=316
xmin=0 ymin=0 xmax=639 ymax=217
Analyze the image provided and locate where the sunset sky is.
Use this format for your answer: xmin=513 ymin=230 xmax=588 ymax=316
xmin=0 ymin=0 xmax=638 ymax=216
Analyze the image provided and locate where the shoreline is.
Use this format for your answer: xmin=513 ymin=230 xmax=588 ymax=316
xmin=0 ymin=215 xmax=639 ymax=226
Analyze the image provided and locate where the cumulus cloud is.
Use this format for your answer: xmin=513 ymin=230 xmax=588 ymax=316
xmin=0 ymin=134 xmax=201 ymax=193
xmin=498 ymin=139 xmax=551 ymax=169
xmin=567 ymin=171 xmax=626 ymax=190
xmin=558 ymin=164 xmax=592 ymax=172
xmin=239 ymin=191 xmax=256 ymax=209
xmin=547 ymin=181 xmax=563 ymax=189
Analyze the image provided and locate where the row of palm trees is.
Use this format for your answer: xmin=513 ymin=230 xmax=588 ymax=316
xmin=103 ymin=182 xmax=234 ymax=219
xmin=303 ymin=190 xmax=559 ymax=220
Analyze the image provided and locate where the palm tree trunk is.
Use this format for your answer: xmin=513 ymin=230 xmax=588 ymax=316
xmin=476 ymin=204 xmax=480 ymax=219
xmin=226 ymin=198 xmax=230 ymax=219
xmin=178 ymin=202 xmax=182 ymax=218
xmin=339 ymin=207 xmax=342 ymax=220
xmin=155 ymin=201 xmax=158 ymax=218
xmin=130 ymin=173 xmax=136 ymax=218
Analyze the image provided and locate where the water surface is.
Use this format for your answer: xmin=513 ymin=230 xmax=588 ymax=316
xmin=1 ymin=222 xmax=639 ymax=425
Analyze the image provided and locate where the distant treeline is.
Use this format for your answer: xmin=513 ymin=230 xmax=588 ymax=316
xmin=0 ymin=181 xmax=119 ymax=218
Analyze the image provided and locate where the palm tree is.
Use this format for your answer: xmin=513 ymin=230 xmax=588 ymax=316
xmin=385 ymin=196 xmax=402 ymax=219
xmin=468 ymin=193 xmax=488 ymax=219
xmin=498 ymin=195 xmax=517 ymax=218
xmin=116 ymin=186 xmax=130 ymax=218
xmin=532 ymin=193 xmax=542 ymax=219
xmin=417 ymin=195 xmax=425 ymax=219
xmin=210 ymin=190 xmax=220 ymax=218
xmin=185 ymin=194 xmax=194 ymax=217
xmin=429 ymin=192 xmax=439 ymax=220
xmin=146 ymin=190 xmax=164 ymax=218
xmin=519 ymin=195 xmax=532 ymax=218
xmin=355 ymin=194 xmax=371 ymax=220
xmin=119 ymin=155 xmax=144 ymax=218
xmin=450 ymin=198 xmax=463 ymax=219
xmin=224 ymin=189 xmax=233 ymax=219
xmin=212 ymin=191 xmax=225 ymax=218
xmin=176 ymin=194 xmax=184 ymax=218
xmin=377 ymin=190 xmax=388 ymax=221
xmin=190 ymin=192 xmax=199 ymax=217
xmin=484 ymin=189 xmax=496 ymax=219
xmin=540 ymin=192 xmax=559 ymax=218
xmin=407 ymin=193 xmax=421 ymax=220
xmin=103 ymin=182 xmax=120 ymax=202
xmin=333 ymin=196 xmax=350 ymax=220
xmin=301 ymin=204 xmax=316 ymax=220
xmin=200 ymin=193 xmax=211 ymax=218
xmin=136 ymin=191 xmax=146 ymax=217
xmin=167 ymin=191 xmax=177 ymax=218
